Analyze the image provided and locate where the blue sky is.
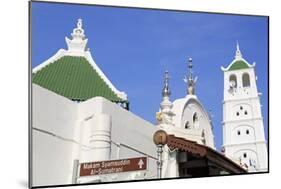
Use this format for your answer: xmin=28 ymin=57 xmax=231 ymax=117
xmin=31 ymin=2 xmax=268 ymax=150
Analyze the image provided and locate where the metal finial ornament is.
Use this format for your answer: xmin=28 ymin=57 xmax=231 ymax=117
xmin=184 ymin=57 xmax=197 ymax=95
xmin=162 ymin=70 xmax=171 ymax=97
xmin=188 ymin=57 xmax=193 ymax=79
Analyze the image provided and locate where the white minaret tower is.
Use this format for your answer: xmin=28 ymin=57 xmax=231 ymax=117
xmin=221 ymin=42 xmax=268 ymax=172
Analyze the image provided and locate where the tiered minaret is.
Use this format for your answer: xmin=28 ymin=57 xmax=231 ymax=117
xmin=156 ymin=70 xmax=178 ymax=178
xmin=221 ymin=42 xmax=268 ymax=172
xmin=157 ymin=71 xmax=175 ymax=126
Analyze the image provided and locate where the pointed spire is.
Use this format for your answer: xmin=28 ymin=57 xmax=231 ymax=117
xmin=188 ymin=57 xmax=193 ymax=80
xmin=184 ymin=57 xmax=197 ymax=95
xmin=162 ymin=70 xmax=171 ymax=98
xmin=235 ymin=41 xmax=243 ymax=60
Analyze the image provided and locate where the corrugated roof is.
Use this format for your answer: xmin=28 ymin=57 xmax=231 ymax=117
xmin=32 ymin=56 xmax=126 ymax=102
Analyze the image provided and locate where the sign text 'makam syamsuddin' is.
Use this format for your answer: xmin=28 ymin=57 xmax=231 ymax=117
xmin=79 ymin=157 xmax=147 ymax=177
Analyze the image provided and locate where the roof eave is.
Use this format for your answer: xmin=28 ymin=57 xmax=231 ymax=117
xmin=84 ymin=51 xmax=128 ymax=101
xmin=222 ymin=58 xmax=255 ymax=72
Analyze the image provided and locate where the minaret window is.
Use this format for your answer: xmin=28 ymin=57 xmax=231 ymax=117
xmin=229 ymin=74 xmax=237 ymax=88
xmin=240 ymin=106 xmax=243 ymax=110
xmin=237 ymin=130 xmax=241 ymax=135
xmin=246 ymin=129 xmax=250 ymax=135
xmin=243 ymin=153 xmax=247 ymax=158
xmin=242 ymin=73 xmax=251 ymax=87
xmin=244 ymin=110 xmax=248 ymax=115
xmin=236 ymin=112 xmax=239 ymax=116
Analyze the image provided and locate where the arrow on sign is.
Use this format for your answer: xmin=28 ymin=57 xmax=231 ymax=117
xmin=138 ymin=158 xmax=144 ymax=169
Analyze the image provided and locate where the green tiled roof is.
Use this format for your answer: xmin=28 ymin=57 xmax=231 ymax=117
xmin=33 ymin=56 xmax=126 ymax=102
xmin=228 ymin=60 xmax=249 ymax=71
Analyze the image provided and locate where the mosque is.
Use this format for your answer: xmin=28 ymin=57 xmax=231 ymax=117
xmin=31 ymin=19 xmax=267 ymax=187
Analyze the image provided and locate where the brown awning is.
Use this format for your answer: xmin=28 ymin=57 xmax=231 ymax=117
xmin=167 ymin=135 xmax=247 ymax=174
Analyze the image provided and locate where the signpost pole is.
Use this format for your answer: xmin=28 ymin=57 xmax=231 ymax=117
xmin=157 ymin=144 xmax=163 ymax=179
xmin=153 ymin=130 xmax=168 ymax=179
xmin=72 ymin=159 xmax=79 ymax=184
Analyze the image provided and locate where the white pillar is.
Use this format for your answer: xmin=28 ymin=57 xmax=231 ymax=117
xmin=161 ymin=145 xmax=178 ymax=178
xmin=90 ymin=114 xmax=112 ymax=161
xmin=81 ymin=114 xmax=112 ymax=162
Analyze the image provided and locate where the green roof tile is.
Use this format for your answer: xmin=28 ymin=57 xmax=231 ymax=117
xmin=228 ymin=60 xmax=249 ymax=71
xmin=33 ymin=56 xmax=125 ymax=102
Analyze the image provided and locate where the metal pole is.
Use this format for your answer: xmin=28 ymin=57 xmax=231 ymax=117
xmin=157 ymin=144 xmax=163 ymax=179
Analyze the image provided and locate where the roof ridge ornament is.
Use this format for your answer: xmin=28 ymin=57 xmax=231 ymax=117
xmin=235 ymin=41 xmax=243 ymax=60
xmin=72 ymin=18 xmax=85 ymax=39
xmin=184 ymin=57 xmax=197 ymax=95
xmin=162 ymin=70 xmax=171 ymax=98
xmin=65 ymin=18 xmax=88 ymax=56
xmin=77 ymin=18 xmax=82 ymax=29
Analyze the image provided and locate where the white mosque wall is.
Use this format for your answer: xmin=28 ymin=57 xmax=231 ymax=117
xmin=172 ymin=96 xmax=215 ymax=149
xmin=32 ymin=129 xmax=79 ymax=186
xmin=78 ymin=97 xmax=158 ymax=181
xmin=32 ymin=85 xmax=158 ymax=186
xmin=32 ymin=84 xmax=79 ymax=139
xmin=32 ymin=84 xmax=79 ymax=186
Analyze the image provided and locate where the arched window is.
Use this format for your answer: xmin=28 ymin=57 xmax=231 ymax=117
xmin=242 ymin=73 xmax=250 ymax=87
xmin=193 ymin=113 xmax=197 ymax=122
xmin=184 ymin=121 xmax=190 ymax=129
xmin=193 ymin=112 xmax=199 ymax=129
xmin=229 ymin=74 xmax=237 ymax=88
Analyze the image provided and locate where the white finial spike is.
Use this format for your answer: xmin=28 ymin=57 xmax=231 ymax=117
xmin=235 ymin=41 xmax=242 ymax=59
xmin=77 ymin=18 xmax=82 ymax=29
